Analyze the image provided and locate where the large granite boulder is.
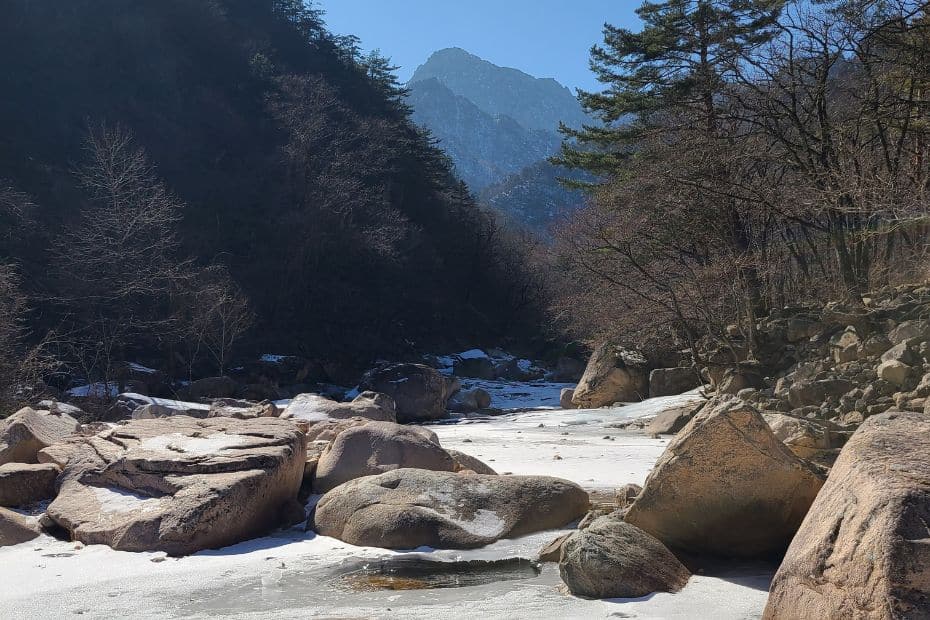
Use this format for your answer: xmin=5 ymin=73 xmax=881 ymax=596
xmin=649 ymin=367 xmax=701 ymax=397
xmin=47 ymin=416 xmax=306 ymax=556
xmin=447 ymin=449 xmax=496 ymax=475
xmin=645 ymin=401 xmax=705 ymax=436
xmin=0 ymin=507 xmax=40 ymax=547
xmin=625 ymin=397 xmax=825 ymax=558
xmin=283 ymin=392 xmax=396 ymax=423
xmin=560 ymin=514 xmax=691 ymax=599
xmin=0 ymin=463 xmax=59 ymax=507
xmin=572 ymin=343 xmax=649 ymax=408
xmin=312 ymin=422 xmax=456 ymax=493
xmin=312 ymin=469 xmax=589 ymax=549
xmin=787 ymin=378 xmax=854 ymax=409
xmin=764 ymin=411 xmax=930 ymax=619
xmin=358 ymin=364 xmax=453 ymax=423
xmin=0 ymin=407 xmax=80 ymax=465
xmin=207 ymin=399 xmax=279 ymax=420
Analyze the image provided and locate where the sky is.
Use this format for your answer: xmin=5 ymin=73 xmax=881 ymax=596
xmin=312 ymin=1 xmax=643 ymax=93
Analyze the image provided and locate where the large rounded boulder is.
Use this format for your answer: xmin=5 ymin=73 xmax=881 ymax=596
xmin=764 ymin=410 xmax=930 ymax=619
xmin=358 ymin=364 xmax=453 ymax=423
xmin=625 ymin=396 xmax=825 ymax=558
xmin=47 ymin=416 xmax=306 ymax=556
xmin=572 ymin=343 xmax=649 ymax=408
xmin=312 ymin=469 xmax=589 ymax=549
xmin=312 ymin=421 xmax=455 ymax=493
xmin=283 ymin=391 xmax=396 ymax=424
xmin=560 ymin=514 xmax=691 ymax=599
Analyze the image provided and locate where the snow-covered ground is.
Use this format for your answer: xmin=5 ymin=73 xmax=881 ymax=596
xmin=0 ymin=390 xmax=773 ymax=619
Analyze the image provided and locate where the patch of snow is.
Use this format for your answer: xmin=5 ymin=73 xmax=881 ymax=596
xmin=66 ymin=382 xmax=118 ymax=398
xmin=457 ymin=349 xmax=488 ymax=360
xmin=127 ymin=363 xmax=158 ymax=374
xmin=92 ymin=487 xmax=163 ymax=515
xmin=260 ymin=354 xmax=290 ymax=364
xmin=452 ymin=509 xmax=507 ymax=538
xmin=121 ymin=393 xmax=209 ymax=411
xmin=140 ymin=432 xmax=251 ymax=456
xmin=516 ymin=359 xmax=533 ymax=372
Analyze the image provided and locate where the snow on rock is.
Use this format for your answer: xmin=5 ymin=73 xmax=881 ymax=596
xmin=458 ymin=349 xmax=489 ymax=360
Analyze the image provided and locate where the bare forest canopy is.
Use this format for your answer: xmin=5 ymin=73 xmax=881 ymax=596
xmin=0 ymin=0 xmax=549 ymax=403
xmin=552 ymin=0 xmax=930 ymax=359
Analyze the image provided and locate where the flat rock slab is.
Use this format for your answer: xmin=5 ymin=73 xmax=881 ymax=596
xmin=0 ymin=507 xmax=40 ymax=547
xmin=765 ymin=410 xmax=930 ymax=619
xmin=0 ymin=463 xmax=59 ymax=507
xmin=47 ymin=416 xmax=306 ymax=556
xmin=313 ymin=468 xmax=589 ymax=549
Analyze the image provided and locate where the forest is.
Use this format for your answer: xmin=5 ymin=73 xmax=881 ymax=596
xmin=1 ymin=0 xmax=929 ymax=409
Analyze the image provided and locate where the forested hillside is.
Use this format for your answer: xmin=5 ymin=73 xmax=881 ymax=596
xmin=0 ymin=0 xmax=546 ymax=398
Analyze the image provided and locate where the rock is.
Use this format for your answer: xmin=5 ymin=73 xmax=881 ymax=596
xmin=649 ymin=367 xmax=701 ymax=397
xmin=559 ymin=388 xmax=576 ymax=409
xmin=788 ymin=378 xmax=853 ymax=408
xmin=453 ymin=354 xmax=495 ymax=380
xmin=132 ymin=403 xmax=208 ymax=420
xmin=552 ymin=357 xmax=585 ymax=382
xmin=448 ymin=388 xmax=492 ymax=413
xmin=764 ymin=411 xmax=930 ymax=619
xmin=858 ymin=334 xmax=892 ymax=358
xmin=786 ymin=318 xmax=822 ymax=342
xmin=763 ymin=414 xmax=847 ymax=461
xmin=0 ymin=462 xmax=59 ymax=507
xmin=625 ymin=397 xmax=825 ymax=558
xmin=447 ymin=449 xmax=497 ymax=475
xmin=877 ymin=359 xmax=912 ymax=387
xmin=283 ymin=392 xmax=396 ymax=423
xmin=880 ymin=342 xmax=917 ymax=365
xmin=113 ymin=393 xmax=208 ymax=420
xmin=496 ymin=358 xmax=545 ymax=381
xmin=208 ymin=399 xmax=278 ymax=419
xmin=616 ymin=483 xmax=642 ymax=509
xmin=312 ymin=469 xmax=590 ymax=549
xmin=887 ymin=320 xmax=930 ymax=345
xmin=0 ymin=407 xmax=81 ymax=465
xmin=718 ymin=365 xmax=765 ymax=395
xmin=0 ymin=507 xmax=40 ymax=547
xmin=538 ymin=532 xmax=572 ymax=563
xmin=645 ymin=401 xmax=704 ymax=436
xmin=572 ymin=343 xmax=649 ymax=408
xmin=312 ymin=422 xmax=456 ymax=493
xmin=829 ymin=327 xmax=861 ymax=363
xmin=559 ymin=515 xmax=691 ymax=599
xmin=181 ymin=376 xmax=238 ymax=400
xmin=358 ymin=364 xmax=453 ymax=423
xmin=47 ymin=416 xmax=306 ymax=556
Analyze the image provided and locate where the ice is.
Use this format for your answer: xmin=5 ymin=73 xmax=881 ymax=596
xmin=66 ymin=382 xmax=118 ymax=397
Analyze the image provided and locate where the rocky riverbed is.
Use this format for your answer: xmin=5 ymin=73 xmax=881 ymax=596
xmin=0 ymin=391 xmax=775 ymax=620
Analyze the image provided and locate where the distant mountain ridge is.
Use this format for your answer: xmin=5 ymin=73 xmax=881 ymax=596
xmin=405 ymin=47 xmax=588 ymax=233
xmin=409 ymin=47 xmax=588 ymax=132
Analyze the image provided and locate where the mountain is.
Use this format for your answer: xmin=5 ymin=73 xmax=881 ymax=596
xmin=409 ymin=48 xmax=588 ymax=132
xmin=406 ymin=78 xmax=561 ymax=191
xmin=405 ymin=48 xmax=588 ymax=230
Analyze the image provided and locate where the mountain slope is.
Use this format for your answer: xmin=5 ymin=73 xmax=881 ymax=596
xmin=407 ymin=78 xmax=561 ymax=191
xmin=410 ymin=48 xmax=588 ymax=132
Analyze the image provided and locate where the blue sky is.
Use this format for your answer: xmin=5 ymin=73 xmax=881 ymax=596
xmin=312 ymin=1 xmax=642 ymax=93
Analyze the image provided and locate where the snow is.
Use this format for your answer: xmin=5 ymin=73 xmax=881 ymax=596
xmin=66 ymin=382 xmax=118 ymax=398
xmin=0 ymin=388 xmax=772 ymax=619
xmin=458 ymin=349 xmax=489 ymax=360
xmin=121 ymin=393 xmax=210 ymax=411
xmin=140 ymin=432 xmax=252 ymax=456
xmin=260 ymin=354 xmax=290 ymax=364
xmin=92 ymin=487 xmax=163 ymax=515
xmin=127 ymin=363 xmax=158 ymax=374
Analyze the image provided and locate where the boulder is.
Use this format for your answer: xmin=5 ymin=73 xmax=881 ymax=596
xmin=764 ymin=411 xmax=930 ymax=619
xmin=787 ymin=378 xmax=853 ymax=408
xmin=358 ymin=364 xmax=453 ymax=423
xmin=132 ymin=403 xmax=208 ymax=420
xmin=0 ymin=507 xmax=40 ymax=547
xmin=312 ymin=469 xmax=589 ymax=549
xmin=625 ymin=397 xmax=825 ymax=558
xmin=888 ymin=320 xmax=930 ymax=346
xmin=645 ymin=401 xmax=704 ymax=436
xmin=452 ymin=354 xmax=495 ymax=380
xmin=0 ymin=407 xmax=80 ymax=465
xmin=877 ymin=359 xmax=912 ymax=388
xmin=649 ymin=367 xmax=701 ymax=397
xmin=0 ymin=463 xmax=59 ymax=507
xmin=283 ymin=392 xmax=396 ymax=424
xmin=447 ymin=449 xmax=497 ymax=475
xmin=208 ymin=399 xmax=278 ymax=420
xmin=312 ymin=422 xmax=456 ymax=493
xmin=829 ymin=327 xmax=861 ymax=364
xmin=538 ymin=532 xmax=572 ymax=563
xmin=859 ymin=334 xmax=893 ymax=358
xmin=47 ymin=416 xmax=306 ymax=556
xmin=552 ymin=357 xmax=586 ymax=382
xmin=560 ymin=515 xmax=691 ymax=599
xmin=180 ymin=376 xmax=238 ymax=400
xmin=881 ymin=342 xmax=917 ymax=365
xmin=718 ymin=365 xmax=765 ymax=395
xmin=448 ymin=388 xmax=492 ymax=413
xmin=572 ymin=343 xmax=649 ymax=408
xmin=763 ymin=414 xmax=847 ymax=461
xmin=113 ymin=394 xmax=208 ymax=420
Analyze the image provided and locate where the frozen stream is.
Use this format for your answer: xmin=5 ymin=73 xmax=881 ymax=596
xmin=0 ymin=391 xmax=774 ymax=619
